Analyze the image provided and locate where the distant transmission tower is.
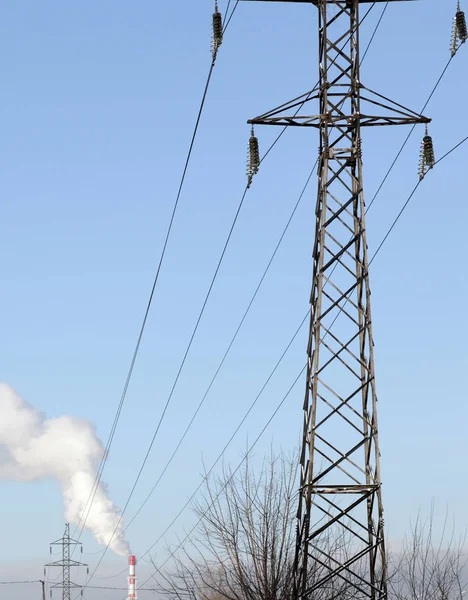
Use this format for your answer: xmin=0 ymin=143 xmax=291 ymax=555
xmin=45 ymin=524 xmax=88 ymax=600
xmin=243 ymin=1 xmax=430 ymax=599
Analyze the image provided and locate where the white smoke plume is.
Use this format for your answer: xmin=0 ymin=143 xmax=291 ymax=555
xmin=0 ymin=383 xmax=130 ymax=556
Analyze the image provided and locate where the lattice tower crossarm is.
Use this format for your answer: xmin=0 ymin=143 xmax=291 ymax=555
xmin=242 ymin=1 xmax=429 ymax=600
xmin=45 ymin=524 xmax=88 ymax=600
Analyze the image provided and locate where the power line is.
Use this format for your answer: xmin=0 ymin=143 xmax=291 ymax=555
xmin=319 ymin=131 xmax=468 ymax=362
xmin=83 ymin=304 xmax=309 ymax=588
xmin=312 ymin=38 xmax=466 ymax=342
xmin=74 ymin=0 xmax=256 ymax=549
xmin=74 ymin=59 xmax=216 ymax=543
xmin=223 ymin=0 xmax=240 ymax=32
xmin=320 ymin=131 xmax=468 ymax=350
xmin=112 ymin=120 xmax=468 ymax=600
xmin=80 ymin=5 xmax=385 ymax=584
xmin=366 ymin=54 xmax=455 ymax=214
xmin=125 ymin=129 xmax=468 ymax=596
xmin=304 ymin=46 xmax=464 ymax=345
xmin=0 ymin=580 xmax=40 ymax=585
xmin=82 ymin=14 xmax=385 ymax=588
xmin=225 ymin=0 xmax=233 ymax=22
xmin=310 ymin=45 xmax=466 ymax=364
xmin=105 ymin=166 xmax=315 ymax=552
xmin=135 ymin=315 xmax=308 ymax=562
xmin=87 ymin=161 xmax=315 ymax=586
xmin=73 ymin=2 xmax=231 ymax=547
xmin=112 ymin=9 xmax=467 ymax=588
xmin=369 ymin=134 xmax=468 ymax=264
xmin=85 ymin=584 xmax=156 ymax=590
xmin=83 ymin=3 xmax=439 ymax=590
xmin=360 ymin=2 xmax=388 ymax=65
xmin=259 ymin=2 xmax=378 ymax=164
xmin=118 ymin=363 xmax=308 ymax=600
xmin=93 ymin=32 xmax=460 ymax=592
xmin=117 ymin=0 xmax=380 ymax=527
xmin=150 ymin=142 xmax=466 ymax=593
xmin=78 ymin=183 xmax=254 ymax=594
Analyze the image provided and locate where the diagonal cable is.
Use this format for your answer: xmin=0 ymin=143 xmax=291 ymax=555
xmin=131 ymin=130 xmax=468 ymax=596
xmin=79 ymin=4 xmax=383 ymax=583
xmin=73 ymin=59 xmax=217 ymax=544
xmin=82 ymin=4 xmax=381 ymax=575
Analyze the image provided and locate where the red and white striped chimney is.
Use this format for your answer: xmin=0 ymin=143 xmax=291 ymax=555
xmin=128 ymin=555 xmax=137 ymax=600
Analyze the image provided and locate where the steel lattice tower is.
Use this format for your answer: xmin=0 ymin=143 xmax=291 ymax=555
xmin=46 ymin=524 xmax=88 ymax=600
xmin=243 ymin=0 xmax=430 ymax=598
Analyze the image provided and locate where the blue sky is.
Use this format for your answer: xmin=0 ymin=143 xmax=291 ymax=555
xmin=1 ymin=1 xmax=467 ymax=598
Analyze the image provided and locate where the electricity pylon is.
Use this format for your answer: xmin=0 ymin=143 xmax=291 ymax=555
xmin=243 ymin=1 xmax=429 ymax=599
xmin=45 ymin=524 xmax=88 ymax=600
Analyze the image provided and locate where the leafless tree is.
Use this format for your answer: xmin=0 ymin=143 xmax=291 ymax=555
xmin=388 ymin=506 xmax=467 ymax=600
xmin=155 ymin=453 xmax=466 ymax=600
xmin=156 ymin=451 xmax=364 ymax=600
xmin=156 ymin=451 xmax=297 ymax=600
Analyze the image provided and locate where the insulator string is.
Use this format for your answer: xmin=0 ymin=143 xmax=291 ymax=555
xmin=418 ymin=126 xmax=435 ymax=180
xmin=246 ymin=127 xmax=260 ymax=188
xmin=456 ymin=9 xmax=468 ymax=41
xmin=451 ymin=1 xmax=467 ymax=55
xmin=212 ymin=2 xmax=223 ymax=63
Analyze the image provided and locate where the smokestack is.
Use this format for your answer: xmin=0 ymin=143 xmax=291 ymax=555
xmin=128 ymin=555 xmax=137 ymax=600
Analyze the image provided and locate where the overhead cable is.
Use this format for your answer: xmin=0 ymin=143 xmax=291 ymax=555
xmin=82 ymin=9 xmax=382 ymax=585
xmin=80 ymin=6 xmax=384 ymax=586
xmin=73 ymin=2 xmax=229 ymax=547
xmin=133 ymin=130 xmax=468 ymax=596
